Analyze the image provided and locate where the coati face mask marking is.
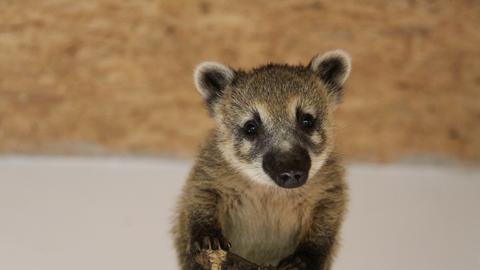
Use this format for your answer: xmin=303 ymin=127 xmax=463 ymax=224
xmin=194 ymin=50 xmax=351 ymax=189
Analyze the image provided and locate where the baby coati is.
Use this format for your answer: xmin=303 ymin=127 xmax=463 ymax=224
xmin=172 ymin=50 xmax=351 ymax=270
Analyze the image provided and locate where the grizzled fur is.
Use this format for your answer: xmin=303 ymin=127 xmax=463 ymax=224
xmin=172 ymin=50 xmax=351 ymax=270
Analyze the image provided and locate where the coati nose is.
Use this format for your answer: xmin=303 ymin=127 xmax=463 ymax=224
xmin=278 ymin=171 xmax=307 ymax=188
xmin=262 ymin=145 xmax=311 ymax=189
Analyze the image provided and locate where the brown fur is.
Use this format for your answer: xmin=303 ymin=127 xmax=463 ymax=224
xmin=172 ymin=51 xmax=350 ymax=270
xmin=173 ymin=138 xmax=347 ymax=268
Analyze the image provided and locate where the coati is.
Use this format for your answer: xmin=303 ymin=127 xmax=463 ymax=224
xmin=172 ymin=50 xmax=351 ymax=270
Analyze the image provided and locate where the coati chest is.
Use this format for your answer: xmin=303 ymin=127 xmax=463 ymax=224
xmin=219 ymin=187 xmax=313 ymax=266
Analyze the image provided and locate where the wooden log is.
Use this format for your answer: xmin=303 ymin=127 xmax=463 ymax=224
xmin=194 ymin=249 xmax=276 ymax=270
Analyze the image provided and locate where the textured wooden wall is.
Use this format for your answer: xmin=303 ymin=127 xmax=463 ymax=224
xmin=1 ymin=0 xmax=479 ymax=162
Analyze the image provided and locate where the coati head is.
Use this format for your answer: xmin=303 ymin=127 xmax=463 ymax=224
xmin=194 ymin=50 xmax=351 ymax=189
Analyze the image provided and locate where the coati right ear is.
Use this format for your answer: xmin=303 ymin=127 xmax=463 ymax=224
xmin=309 ymin=50 xmax=351 ymax=103
xmin=194 ymin=62 xmax=235 ymax=113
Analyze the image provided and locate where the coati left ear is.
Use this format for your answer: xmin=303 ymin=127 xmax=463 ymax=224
xmin=194 ymin=62 xmax=235 ymax=114
xmin=309 ymin=49 xmax=351 ymax=102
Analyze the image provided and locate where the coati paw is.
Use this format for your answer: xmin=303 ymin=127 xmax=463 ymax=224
xmin=190 ymin=233 xmax=231 ymax=255
xmin=277 ymin=255 xmax=308 ymax=270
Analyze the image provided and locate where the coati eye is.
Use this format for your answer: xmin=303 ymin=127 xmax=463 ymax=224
xmin=299 ymin=113 xmax=315 ymax=131
xmin=243 ymin=120 xmax=258 ymax=138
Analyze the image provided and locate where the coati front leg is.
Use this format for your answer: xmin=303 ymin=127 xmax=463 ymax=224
xmin=186 ymin=186 xmax=231 ymax=268
xmin=190 ymin=219 xmax=231 ymax=253
xmin=277 ymin=198 xmax=343 ymax=270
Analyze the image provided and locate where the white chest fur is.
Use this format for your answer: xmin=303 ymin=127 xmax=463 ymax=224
xmin=220 ymin=188 xmax=312 ymax=266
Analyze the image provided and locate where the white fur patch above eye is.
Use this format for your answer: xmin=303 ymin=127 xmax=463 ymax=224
xmin=239 ymin=114 xmax=255 ymax=127
xmin=254 ymin=102 xmax=272 ymax=126
xmin=300 ymin=106 xmax=316 ymax=117
xmin=287 ymin=97 xmax=318 ymax=122
xmin=287 ymin=97 xmax=299 ymax=120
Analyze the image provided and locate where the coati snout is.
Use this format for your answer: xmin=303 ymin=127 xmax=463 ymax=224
xmin=262 ymin=146 xmax=311 ymax=188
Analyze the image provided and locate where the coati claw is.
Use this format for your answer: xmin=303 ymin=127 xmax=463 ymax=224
xmin=190 ymin=233 xmax=231 ymax=256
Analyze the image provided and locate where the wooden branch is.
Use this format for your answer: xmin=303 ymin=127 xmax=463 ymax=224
xmin=194 ymin=249 xmax=276 ymax=270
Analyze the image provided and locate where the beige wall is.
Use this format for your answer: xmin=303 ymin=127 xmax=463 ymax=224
xmin=0 ymin=0 xmax=479 ymax=162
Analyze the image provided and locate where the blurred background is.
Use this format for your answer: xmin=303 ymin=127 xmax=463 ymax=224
xmin=0 ymin=1 xmax=479 ymax=270
xmin=1 ymin=0 xmax=479 ymax=161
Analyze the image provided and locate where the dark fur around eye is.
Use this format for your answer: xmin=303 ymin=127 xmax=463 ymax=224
xmin=241 ymin=112 xmax=262 ymax=140
xmin=296 ymin=108 xmax=316 ymax=134
xmin=243 ymin=120 xmax=258 ymax=138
